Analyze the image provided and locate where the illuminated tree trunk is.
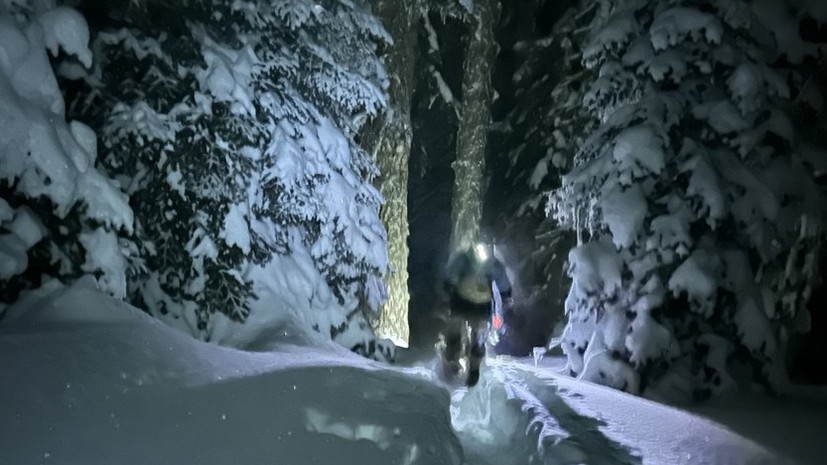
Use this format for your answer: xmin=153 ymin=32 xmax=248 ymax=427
xmin=368 ymin=0 xmax=417 ymax=348
xmin=449 ymin=0 xmax=500 ymax=253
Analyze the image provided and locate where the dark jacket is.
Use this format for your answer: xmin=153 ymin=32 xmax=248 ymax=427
xmin=443 ymin=248 xmax=511 ymax=318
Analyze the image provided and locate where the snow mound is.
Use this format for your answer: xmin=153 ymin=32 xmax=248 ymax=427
xmin=0 ymin=281 xmax=462 ymax=465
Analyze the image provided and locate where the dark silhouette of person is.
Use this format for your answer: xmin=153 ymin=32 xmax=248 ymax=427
xmin=439 ymin=243 xmax=512 ymax=385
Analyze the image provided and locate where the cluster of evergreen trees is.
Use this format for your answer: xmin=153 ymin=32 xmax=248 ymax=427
xmin=1 ymin=0 xmax=396 ymax=359
xmin=73 ymin=0 xmax=392 ymax=348
xmin=2 ymin=0 xmax=825 ymax=397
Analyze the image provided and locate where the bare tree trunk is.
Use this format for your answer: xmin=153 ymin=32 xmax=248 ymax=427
xmin=367 ymin=0 xmax=417 ymax=348
xmin=449 ymin=0 xmax=500 ymax=253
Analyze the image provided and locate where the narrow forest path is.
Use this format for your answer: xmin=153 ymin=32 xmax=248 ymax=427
xmin=451 ymin=358 xmax=642 ymax=465
xmin=400 ymin=351 xmax=793 ymax=465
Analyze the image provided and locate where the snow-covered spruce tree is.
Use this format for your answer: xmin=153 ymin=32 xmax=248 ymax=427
xmin=0 ymin=0 xmax=134 ymax=318
xmin=548 ymin=0 xmax=826 ymax=401
xmin=70 ymin=0 xmax=393 ymax=359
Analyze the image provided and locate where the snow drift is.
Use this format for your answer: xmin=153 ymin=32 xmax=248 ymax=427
xmin=0 ymin=279 xmax=462 ymax=465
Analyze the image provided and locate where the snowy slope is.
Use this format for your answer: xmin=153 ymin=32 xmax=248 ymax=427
xmin=0 ymin=281 xmax=800 ymax=465
xmin=0 ymin=280 xmax=462 ymax=465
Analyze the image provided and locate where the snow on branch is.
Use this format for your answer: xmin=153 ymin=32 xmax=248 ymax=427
xmin=1 ymin=1 xmax=134 ymax=304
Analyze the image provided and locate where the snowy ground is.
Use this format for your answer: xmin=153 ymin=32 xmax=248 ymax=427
xmin=0 ymin=281 xmax=816 ymax=465
xmin=687 ymin=385 xmax=827 ymax=465
xmin=517 ymin=356 xmax=827 ymax=465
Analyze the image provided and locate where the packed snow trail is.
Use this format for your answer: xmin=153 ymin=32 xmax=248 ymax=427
xmin=449 ymin=358 xmax=643 ymax=465
xmin=0 ymin=281 xmax=797 ymax=465
xmin=452 ymin=357 xmax=794 ymax=465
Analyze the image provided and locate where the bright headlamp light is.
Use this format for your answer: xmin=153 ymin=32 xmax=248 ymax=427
xmin=473 ymin=242 xmax=490 ymax=264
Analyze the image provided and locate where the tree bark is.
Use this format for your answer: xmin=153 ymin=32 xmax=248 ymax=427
xmin=367 ymin=0 xmax=417 ymax=348
xmin=449 ymin=0 xmax=500 ymax=253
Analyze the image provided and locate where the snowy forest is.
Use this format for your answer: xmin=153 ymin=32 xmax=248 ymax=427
xmin=2 ymin=0 xmax=827 ymax=464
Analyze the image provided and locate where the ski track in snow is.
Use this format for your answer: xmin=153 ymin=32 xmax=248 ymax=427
xmin=479 ymin=358 xmax=792 ymax=465
xmin=451 ymin=358 xmax=644 ymax=465
xmin=446 ymin=355 xmax=793 ymax=465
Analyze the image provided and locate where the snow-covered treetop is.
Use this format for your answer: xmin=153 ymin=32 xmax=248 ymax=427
xmin=555 ymin=0 xmax=825 ymax=244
